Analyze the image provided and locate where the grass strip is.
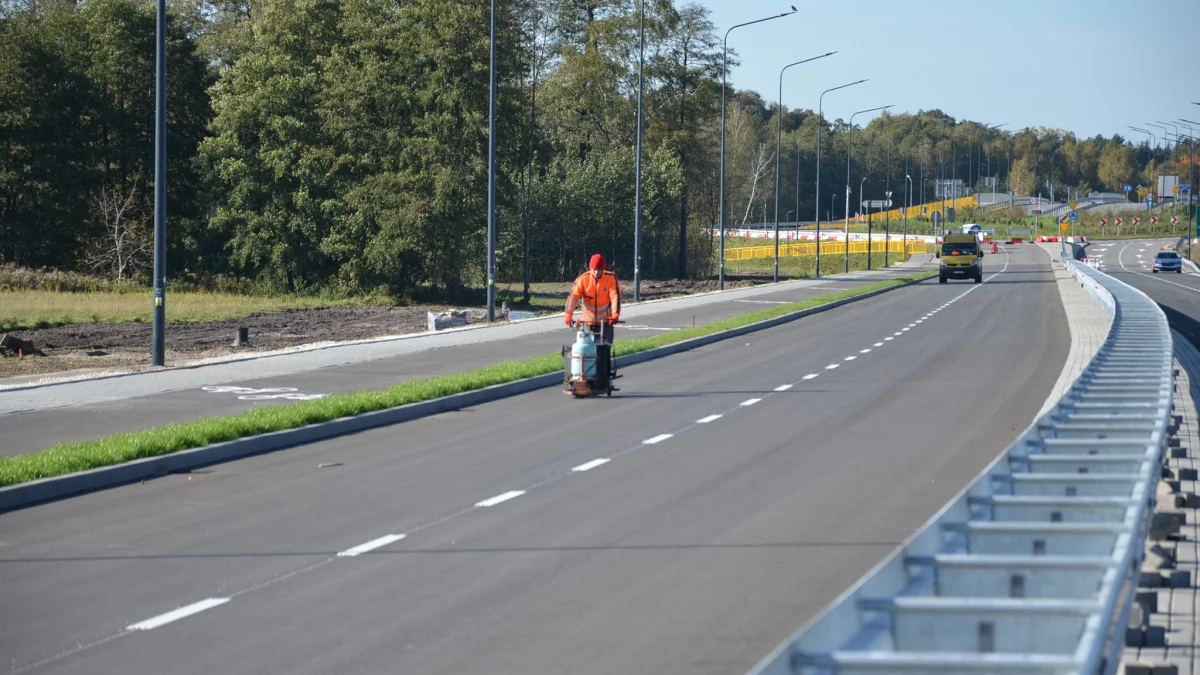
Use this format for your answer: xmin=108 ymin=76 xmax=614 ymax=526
xmin=0 ymin=272 xmax=934 ymax=487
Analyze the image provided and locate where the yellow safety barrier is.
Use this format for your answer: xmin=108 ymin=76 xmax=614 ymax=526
xmin=724 ymin=240 xmax=926 ymax=260
xmin=873 ymin=195 xmax=978 ymax=223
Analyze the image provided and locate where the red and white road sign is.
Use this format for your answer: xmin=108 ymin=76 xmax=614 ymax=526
xmin=1133 ymin=217 xmax=1141 ymax=225
xmin=1115 ymin=218 xmax=1123 ymax=226
xmin=1151 ymin=216 xmax=1159 ymax=225
xmin=1100 ymin=218 xmax=1108 ymax=227
xmin=1172 ymin=216 xmax=1180 ymax=224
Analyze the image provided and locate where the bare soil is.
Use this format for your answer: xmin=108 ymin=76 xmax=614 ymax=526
xmin=0 ymin=277 xmax=766 ymax=381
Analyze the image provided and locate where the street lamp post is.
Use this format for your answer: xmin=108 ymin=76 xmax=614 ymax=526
xmin=859 ymin=175 xmax=867 ymax=269
xmin=814 ymin=79 xmax=866 ymax=278
xmin=151 ymin=0 xmax=167 ymax=366
xmin=633 ymin=0 xmax=645 ymax=301
xmin=905 ymin=174 xmax=913 ymax=257
xmin=845 ymin=104 xmax=892 ymax=273
xmin=1180 ymin=119 xmax=1199 ymax=223
xmin=1148 ymin=123 xmax=1169 ymax=151
xmin=486 ymin=0 xmax=497 ymax=322
xmin=773 ymin=52 xmax=835 ymax=282
xmin=719 ymin=6 xmax=797 ymax=290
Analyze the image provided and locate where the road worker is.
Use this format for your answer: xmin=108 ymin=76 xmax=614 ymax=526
xmin=564 ymin=253 xmax=621 ymax=348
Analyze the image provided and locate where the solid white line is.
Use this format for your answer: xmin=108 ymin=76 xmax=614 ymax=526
xmin=740 ymin=398 xmax=762 ymax=406
xmin=774 ymin=384 xmax=793 ymax=391
xmin=126 ymin=599 xmax=230 ymax=631
xmin=802 ymin=373 xmax=819 ymax=380
xmin=860 ymin=349 xmax=871 ymax=354
xmin=643 ymin=433 xmax=674 ymax=445
xmin=338 ymin=534 xmax=406 ymax=558
xmin=825 ymin=364 xmax=840 ymax=370
xmin=572 ymin=458 xmax=611 ymax=472
xmin=476 ymin=490 xmax=526 ymax=507
xmin=696 ymin=414 xmax=723 ymax=423
xmin=844 ymin=355 xmax=857 ymax=361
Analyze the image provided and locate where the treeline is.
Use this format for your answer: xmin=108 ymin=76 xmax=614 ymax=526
xmin=2 ymin=0 xmax=1194 ymax=298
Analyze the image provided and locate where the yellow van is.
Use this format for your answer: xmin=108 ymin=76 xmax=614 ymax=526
xmin=937 ymin=233 xmax=983 ymax=284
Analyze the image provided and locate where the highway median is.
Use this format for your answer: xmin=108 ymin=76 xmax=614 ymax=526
xmin=0 ymin=271 xmax=935 ymax=504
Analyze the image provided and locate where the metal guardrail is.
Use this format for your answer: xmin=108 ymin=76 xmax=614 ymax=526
xmin=748 ymin=261 xmax=1172 ymax=675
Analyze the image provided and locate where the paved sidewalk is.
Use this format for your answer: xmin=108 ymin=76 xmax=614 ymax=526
xmin=1036 ymin=243 xmax=1114 ymax=418
xmin=1120 ymin=331 xmax=1200 ymax=675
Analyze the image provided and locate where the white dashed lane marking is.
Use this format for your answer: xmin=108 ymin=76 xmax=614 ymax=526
xmin=643 ymin=433 xmax=674 ymax=445
xmin=696 ymin=414 xmax=723 ymax=424
xmin=126 ymin=598 xmax=231 ymax=631
xmin=338 ymin=534 xmax=406 ymax=558
xmin=802 ymin=374 xmax=819 ymax=380
xmin=572 ymin=458 xmax=610 ymax=472
xmin=476 ymin=490 xmax=526 ymax=507
xmin=774 ymin=384 xmax=793 ymax=391
xmin=740 ymin=398 xmax=762 ymax=407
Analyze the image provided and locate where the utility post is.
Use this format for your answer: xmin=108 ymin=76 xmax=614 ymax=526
xmin=151 ymin=0 xmax=167 ymax=366
xmin=884 ymin=190 xmax=892 ymax=267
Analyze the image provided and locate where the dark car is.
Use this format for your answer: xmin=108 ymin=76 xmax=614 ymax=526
xmin=1152 ymin=250 xmax=1183 ymax=274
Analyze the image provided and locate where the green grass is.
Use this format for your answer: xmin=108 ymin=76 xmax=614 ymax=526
xmin=0 ymin=272 xmax=935 ymax=488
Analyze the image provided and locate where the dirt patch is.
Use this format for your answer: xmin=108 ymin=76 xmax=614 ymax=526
xmin=0 ymin=276 xmax=770 ymax=381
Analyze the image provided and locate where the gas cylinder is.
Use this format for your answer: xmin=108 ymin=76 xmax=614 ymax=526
xmin=570 ymin=328 xmax=597 ymax=379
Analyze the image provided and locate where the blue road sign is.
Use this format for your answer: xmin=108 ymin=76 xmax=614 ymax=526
xmin=1068 ymin=210 xmax=1078 ymax=220
xmin=1182 ymin=184 xmax=1192 ymax=191
xmin=1124 ymin=185 xmax=1133 ymax=192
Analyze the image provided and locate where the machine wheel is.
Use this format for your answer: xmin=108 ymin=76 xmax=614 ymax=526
xmin=974 ymin=273 xmax=982 ymax=284
xmin=1178 ymin=269 xmax=1183 ymax=274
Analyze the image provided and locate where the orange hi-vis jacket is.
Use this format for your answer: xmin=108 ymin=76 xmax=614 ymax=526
xmin=565 ymin=270 xmax=621 ymax=325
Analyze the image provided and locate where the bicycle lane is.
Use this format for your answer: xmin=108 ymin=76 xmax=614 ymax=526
xmin=0 ymin=266 xmax=932 ymax=457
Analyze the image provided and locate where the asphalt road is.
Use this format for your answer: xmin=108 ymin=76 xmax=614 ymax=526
xmin=0 ymin=244 xmax=1068 ymax=675
xmin=0 ymin=269 xmax=931 ymax=458
xmin=1097 ymin=237 xmax=1200 ymax=349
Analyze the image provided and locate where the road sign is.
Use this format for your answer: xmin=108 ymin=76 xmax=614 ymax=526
xmin=885 ymin=191 xmax=892 ymax=199
xmin=1174 ymin=185 xmax=1180 ymax=195
xmin=932 ymin=210 xmax=941 ymax=230
xmin=1182 ymin=184 xmax=1192 ymax=191
xmin=1172 ymin=216 xmax=1180 ymax=224
xmin=1059 ymin=222 xmax=1070 ymax=232
xmin=1115 ymin=218 xmax=1123 ymax=227
xmin=1151 ymin=216 xmax=1159 ymax=225
xmin=1133 ymin=217 xmax=1141 ymax=226
xmin=1030 ymin=196 xmax=1039 ymax=205
xmin=1069 ymin=201 xmax=1078 ymax=210
xmin=1069 ymin=210 xmax=1078 ymax=220
xmin=861 ymin=199 xmax=893 ymax=208
xmin=1124 ymin=185 xmax=1133 ymax=192
xmin=1100 ymin=218 xmax=1108 ymax=227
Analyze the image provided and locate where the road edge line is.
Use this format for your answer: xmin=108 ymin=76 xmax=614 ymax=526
xmin=0 ymin=274 xmax=931 ymax=513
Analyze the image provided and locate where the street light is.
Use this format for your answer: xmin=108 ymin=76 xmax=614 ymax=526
xmin=1131 ymin=126 xmax=1156 ymax=148
xmin=151 ymin=0 xmax=167 ymax=366
xmin=814 ymin=78 xmax=866 ymax=278
xmin=718 ymin=6 xmax=798 ymax=290
xmin=1158 ymin=121 xmax=1180 ymax=149
xmin=633 ymin=0 xmax=645 ymax=301
xmin=486 ymin=0 xmax=497 ymax=322
xmin=1147 ymin=123 xmax=1169 ymax=149
xmin=904 ymin=173 xmax=913 ymax=256
xmin=773 ymin=51 xmax=836 ymax=282
xmin=845 ymin=104 xmax=892 ymax=273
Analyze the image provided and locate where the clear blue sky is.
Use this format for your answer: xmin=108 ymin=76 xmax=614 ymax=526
xmin=701 ymin=0 xmax=1200 ymax=143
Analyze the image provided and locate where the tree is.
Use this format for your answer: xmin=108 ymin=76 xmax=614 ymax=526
xmin=1099 ymin=141 xmax=1137 ymax=194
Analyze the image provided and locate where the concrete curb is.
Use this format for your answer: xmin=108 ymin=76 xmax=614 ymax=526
xmin=0 ymin=273 xmax=933 ymax=513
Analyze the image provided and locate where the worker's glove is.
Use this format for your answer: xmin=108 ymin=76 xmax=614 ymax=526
xmin=564 ymin=313 xmax=574 ymax=326
xmin=608 ymin=316 xmax=619 ymax=324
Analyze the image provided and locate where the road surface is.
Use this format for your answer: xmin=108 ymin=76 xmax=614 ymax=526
xmin=1095 ymin=238 xmax=1200 ymax=348
xmin=0 ymin=245 xmax=1068 ymax=675
xmin=0 ymin=267 xmax=926 ymax=458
